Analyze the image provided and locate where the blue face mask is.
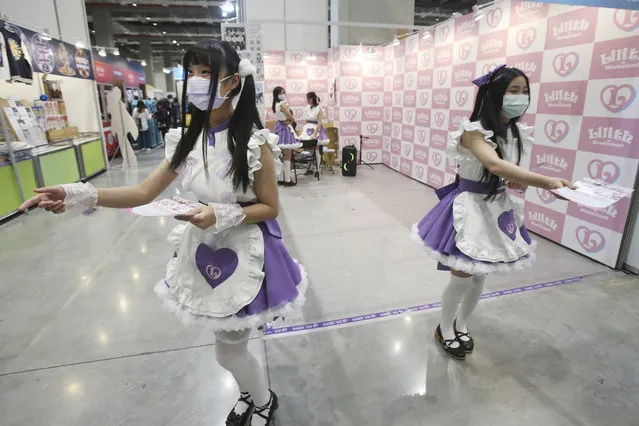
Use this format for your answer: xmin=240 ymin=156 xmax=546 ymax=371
xmin=502 ymin=94 xmax=529 ymax=119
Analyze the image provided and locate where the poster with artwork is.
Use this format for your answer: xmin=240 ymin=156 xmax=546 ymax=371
xmin=246 ymin=24 xmax=264 ymax=80
xmin=221 ymin=23 xmax=247 ymax=52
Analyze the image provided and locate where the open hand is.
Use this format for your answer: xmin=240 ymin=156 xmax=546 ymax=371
xmin=544 ymin=177 xmax=575 ymax=200
xmin=19 ymin=186 xmax=67 ymax=214
xmin=175 ymin=205 xmax=216 ymax=229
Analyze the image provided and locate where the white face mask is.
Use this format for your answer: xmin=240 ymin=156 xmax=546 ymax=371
xmin=502 ymin=94 xmax=529 ymax=119
xmin=186 ymin=75 xmax=233 ymax=111
xmin=278 ymin=94 xmax=286 ymax=101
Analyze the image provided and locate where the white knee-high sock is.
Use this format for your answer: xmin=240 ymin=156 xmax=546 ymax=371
xmin=315 ymin=149 xmax=322 ymax=167
xmin=283 ymin=160 xmax=291 ymax=182
xmin=456 ymin=275 xmax=486 ymax=333
xmin=215 ymin=336 xmax=271 ymax=407
xmin=440 ymin=275 xmax=473 ymax=341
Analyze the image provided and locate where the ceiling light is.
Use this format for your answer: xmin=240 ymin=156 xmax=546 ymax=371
xmin=98 ymin=48 xmax=107 ymax=57
xmin=222 ymin=10 xmax=228 ymax=17
xmin=220 ymin=1 xmax=235 ymax=13
xmin=422 ymin=30 xmax=431 ymax=40
xmin=392 ymin=37 xmax=400 ymax=46
xmin=91 ymin=30 xmax=96 ymax=34
xmin=146 ymin=16 xmax=151 ymax=20
xmin=132 ymin=3 xmax=137 ymax=6
xmin=163 ymin=68 xmax=171 ymax=74
xmin=153 ymin=22 xmax=157 ymax=26
xmin=141 ymin=60 xmax=147 ymax=67
xmin=40 ymin=29 xmax=53 ymax=41
xmin=162 ymin=31 xmax=167 ymax=35
xmin=172 ymin=40 xmax=177 ymax=44
xmin=113 ymin=48 xmax=120 ymax=56
xmin=307 ymin=53 xmax=317 ymax=61
xmin=473 ymin=5 xmax=485 ymax=21
xmin=451 ymin=12 xmax=462 ymax=20
xmin=74 ymin=41 xmax=85 ymax=49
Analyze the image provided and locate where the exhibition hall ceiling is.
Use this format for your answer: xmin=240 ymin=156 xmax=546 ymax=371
xmin=84 ymin=0 xmax=476 ymax=61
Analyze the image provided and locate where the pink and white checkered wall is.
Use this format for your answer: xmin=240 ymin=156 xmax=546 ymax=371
xmin=381 ymin=0 xmax=639 ymax=267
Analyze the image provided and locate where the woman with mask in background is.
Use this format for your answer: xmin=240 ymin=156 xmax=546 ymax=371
xmin=412 ymin=66 xmax=574 ymax=361
xmin=272 ymin=86 xmax=301 ymax=186
xmin=21 ymin=41 xmax=307 ymax=426
xmin=299 ymin=91 xmax=329 ymax=177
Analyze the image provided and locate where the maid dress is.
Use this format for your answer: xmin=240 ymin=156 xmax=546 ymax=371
xmin=156 ymin=123 xmax=308 ymax=337
xmin=412 ymin=119 xmax=536 ymax=275
xmin=274 ymin=101 xmax=302 ymax=149
xmin=300 ymin=105 xmax=329 ymax=146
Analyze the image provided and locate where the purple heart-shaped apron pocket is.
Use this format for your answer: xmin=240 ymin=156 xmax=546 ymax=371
xmin=306 ymin=128 xmax=314 ymax=136
xmin=497 ymin=209 xmax=517 ymax=242
xmin=195 ymin=244 xmax=239 ymax=289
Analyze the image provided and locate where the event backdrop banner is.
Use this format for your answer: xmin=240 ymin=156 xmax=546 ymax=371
xmin=1 ymin=20 xmax=94 ymax=80
xmin=536 ymin=0 xmax=639 ymax=10
xmin=382 ymin=0 xmax=639 ymax=267
xmin=92 ymin=49 xmax=145 ymax=87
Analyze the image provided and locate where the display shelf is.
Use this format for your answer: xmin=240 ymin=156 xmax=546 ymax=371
xmin=0 ymin=157 xmax=37 ymax=220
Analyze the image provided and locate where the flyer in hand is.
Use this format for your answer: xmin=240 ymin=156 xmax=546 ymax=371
xmin=131 ymin=197 xmax=202 ymax=217
xmin=551 ymin=178 xmax=634 ymax=210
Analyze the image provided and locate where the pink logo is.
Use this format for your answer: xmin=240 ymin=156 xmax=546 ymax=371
xmin=366 ymin=123 xmax=379 ymax=134
xmin=553 ymin=52 xmax=579 ymax=77
xmin=313 ymin=68 xmax=324 ymax=78
xmin=393 ymin=126 xmax=400 ymax=137
xmin=417 ymin=129 xmax=427 ymax=144
xmin=420 ymin=51 xmax=431 ymax=68
xmin=416 ymin=166 xmax=425 ymax=178
xmin=544 ymin=120 xmax=569 ymax=143
xmin=407 ymin=38 xmax=417 ymax=52
xmin=344 ymin=109 xmax=357 ymax=120
xmin=458 ymin=42 xmax=472 ymax=61
xmin=437 ymin=70 xmax=447 ymax=86
xmin=366 ymin=152 xmax=378 ymax=162
xmin=536 ymin=188 xmax=556 ymax=204
xmin=432 ymin=151 xmax=442 ymax=166
xmin=344 ymin=47 xmax=358 ymax=58
xmin=600 ymin=84 xmax=636 ymax=113
xmin=408 ymin=75 xmax=415 ymax=88
xmin=363 ymin=108 xmax=382 ymax=121
xmin=368 ymin=63 xmax=380 ymax=74
xmin=481 ymin=63 xmax=499 ymax=75
xmin=516 ymin=27 xmax=537 ymax=50
xmin=486 ymin=8 xmax=503 ymax=28
xmin=428 ymin=170 xmax=443 ymax=187
xmin=614 ymin=10 xmax=639 ymax=32
xmin=588 ymin=159 xmax=620 ymax=183
xmin=384 ymin=109 xmax=390 ymax=121
xmin=420 ymin=92 xmax=429 ymax=106
xmin=440 ymin=26 xmax=450 ymax=42
xmin=401 ymin=159 xmax=412 ymax=175
xmin=367 ymin=94 xmax=380 ymax=105
xmin=539 ymin=81 xmax=587 ymax=115
xmin=431 ymin=130 xmax=448 ymax=150
xmin=576 ymin=226 xmax=606 ymax=253
xmin=392 ymin=156 xmax=399 ymax=168
xmin=404 ymin=144 xmax=411 ymax=156
xmin=435 ymin=112 xmax=445 ymax=127
xmin=289 ymin=52 xmax=303 ymax=63
xmin=292 ymin=81 xmax=303 ymax=91
xmin=344 ymin=79 xmax=357 ymax=90
xmin=383 ymin=152 xmax=390 ymax=165
xmin=268 ymin=68 xmax=281 ymax=78
xmin=455 ymin=90 xmax=469 ymax=107
xmin=293 ymin=109 xmax=303 ymax=118
xmin=394 ymin=93 xmax=402 ymax=105
xmin=405 ymin=110 xmax=413 ymax=122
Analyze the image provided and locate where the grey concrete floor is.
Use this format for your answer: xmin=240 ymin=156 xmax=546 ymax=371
xmin=0 ymin=149 xmax=637 ymax=425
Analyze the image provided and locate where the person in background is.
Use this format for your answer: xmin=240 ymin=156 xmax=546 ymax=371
xmin=156 ymin=98 xmax=172 ymax=141
xmin=132 ymin=100 xmax=152 ymax=152
xmin=272 ymin=86 xmax=301 ymax=186
xmin=412 ymin=65 xmax=574 ymax=360
xmin=300 ymin=91 xmax=330 ymax=176
xmin=168 ymin=94 xmax=182 ymax=128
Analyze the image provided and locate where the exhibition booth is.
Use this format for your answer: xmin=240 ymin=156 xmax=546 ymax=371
xmin=262 ymin=0 xmax=639 ymax=270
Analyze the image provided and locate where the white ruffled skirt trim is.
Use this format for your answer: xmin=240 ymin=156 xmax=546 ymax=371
xmin=411 ymin=224 xmax=537 ymax=275
xmin=154 ymin=262 xmax=309 ymax=333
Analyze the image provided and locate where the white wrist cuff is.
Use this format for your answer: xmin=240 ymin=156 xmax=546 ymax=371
xmin=61 ymin=182 xmax=98 ymax=215
xmin=210 ymin=203 xmax=246 ymax=233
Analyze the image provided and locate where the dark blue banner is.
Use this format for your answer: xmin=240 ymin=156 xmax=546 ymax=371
xmin=535 ymin=0 xmax=639 ymax=9
xmin=1 ymin=20 xmax=95 ymax=80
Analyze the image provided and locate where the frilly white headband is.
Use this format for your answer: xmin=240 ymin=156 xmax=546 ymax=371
xmin=238 ymin=58 xmax=256 ymax=78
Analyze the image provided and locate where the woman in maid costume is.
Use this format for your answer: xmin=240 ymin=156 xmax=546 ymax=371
xmin=272 ymin=86 xmax=301 ymax=186
xmin=299 ymin=91 xmax=330 ymax=176
xmin=21 ymin=40 xmax=308 ymax=425
xmin=412 ymin=65 xmax=574 ymax=360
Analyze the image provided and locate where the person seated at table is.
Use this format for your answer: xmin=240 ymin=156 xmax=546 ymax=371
xmin=300 ymin=92 xmax=329 ymax=173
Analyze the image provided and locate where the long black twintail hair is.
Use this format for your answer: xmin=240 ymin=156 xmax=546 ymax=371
xmin=307 ymin=91 xmax=320 ymax=108
xmin=272 ymin=86 xmax=285 ymax=114
xmin=468 ymin=66 xmax=530 ymax=199
xmin=169 ymin=40 xmax=263 ymax=193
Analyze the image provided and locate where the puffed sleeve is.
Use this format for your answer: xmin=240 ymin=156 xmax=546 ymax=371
xmin=247 ymin=129 xmax=283 ymax=183
xmin=447 ymin=119 xmax=496 ymax=162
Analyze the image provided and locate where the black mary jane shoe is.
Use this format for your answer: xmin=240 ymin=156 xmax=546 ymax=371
xmin=226 ymin=392 xmax=253 ymax=426
xmin=277 ymin=180 xmax=285 ymax=186
xmin=284 ymin=181 xmax=297 ymax=187
xmin=435 ymin=324 xmax=466 ymax=360
xmin=454 ymin=319 xmax=474 ymax=354
xmin=251 ymin=390 xmax=279 ymax=426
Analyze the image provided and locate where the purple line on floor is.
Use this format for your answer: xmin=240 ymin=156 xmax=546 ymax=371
xmin=263 ymin=274 xmax=594 ymax=336
xmin=83 ymin=208 xmax=98 ymax=216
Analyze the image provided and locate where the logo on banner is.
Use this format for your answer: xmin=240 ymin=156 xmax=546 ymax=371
xmin=403 ymin=127 xmax=414 ymax=141
xmin=455 ymin=90 xmax=469 ymax=107
xmin=420 ymin=92 xmax=429 ymax=106
xmin=544 ymin=120 xmax=569 ymax=143
xmin=536 ymin=188 xmax=556 ymax=204
xmin=268 ymin=68 xmax=281 ymax=78
xmin=416 ymin=166 xmax=425 ymax=178
xmin=364 ymin=109 xmax=382 ymax=121
xmin=458 ymin=42 xmax=472 ymax=61
xmin=289 ymin=52 xmax=303 ymax=63
xmin=30 ymin=34 xmax=55 ymax=73
xmin=367 ymin=94 xmax=380 ymax=105
xmin=384 ymin=109 xmax=391 ymax=121
xmin=393 ymin=109 xmax=402 ymax=122
xmin=433 ymin=91 xmax=449 ymax=108
xmin=585 ymin=122 xmax=633 ymax=148
xmin=431 ymin=130 xmax=447 ymax=149
xmin=436 ymin=47 xmax=452 ymax=66
xmin=313 ymin=68 xmax=325 ymax=78
xmin=440 ymin=26 xmax=450 ymax=42
xmin=364 ymin=78 xmax=383 ymax=91
xmin=551 ymin=18 xmax=591 ymax=41
xmin=404 ymin=92 xmax=416 ymax=107
xmin=514 ymin=2 xmax=547 ymax=19
xmin=368 ymin=63 xmax=381 ymax=75
xmin=394 ymin=93 xmax=402 ymax=106
xmin=614 ymin=10 xmax=639 ymax=32
xmin=405 ymin=110 xmax=413 ymax=123
xmin=418 ymin=72 xmax=432 ymax=88
xmin=292 ymin=81 xmax=303 ymax=91
xmin=453 ymin=67 xmax=473 ymax=85
xmin=486 ymin=8 xmax=503 ymax=28
xmin=344 ymin=78 xmax=358 ymax=90
xmin=342 ymin=93 xmax=361 ymax=106
xmin=437 ymin=70 xmax=447 ymax=86
xmin=576 ymin=226 xmax=606 ymax=253
xmin=553 ymin=52 xmax=579 ymax=77
xmin=416 ymin=111 xmax=430 ymax=126
xmin=428 ymin=171 xmax=443 ymax=186
xmin=432 ymin=151 xmax=443 ymax=166
xmin=420 ymin=51 xmax=431 ymax=68
xmin=511 ymin=59 xmax=538 ymax=77
xmin=481 ymin=63 xmax=499 ymax=75
xmin=366 ymin=123 xmax=379 ymax=134
xmin=344 ymin=109 xmax=358 ymax=120
xmin=516 ymin=27 xmax=537 ymax=50
xmin=366 ymin=152 xmax=378 ymax=162
xmin=418 ymin=129 xmax=428 ymax=144
xmin=401 ymin=159 xmax=412 ymax=175
xmin=344 ymin=47 xmax=358 ymax=59
xmin=528 ymin=211 xmax=559 ymax=233
xmin=480 ymin=37 xmax=505 ymax=56
xmin=392 ymin=156 xmax=399 ymax=168
xmin=588 ymin=159 xmax=620 ymax=183
xmin=435 ymin=112 xmax=445 ymax=127
xmin=544 ymin=89 xmax=580 ymax=110
xmin=535 ymin=153 xmax=570 ymax=174
xmin=414 ymin=146 xmax=428 ymax=163
xmin=393 ymin=126 xmax=400 ymax=137
xmin=600 ymin=84 xmax=636 ymax=113
xmin=407 ymin=37 xmax=417 ymax=53
xmin=407 ymin=75 xmax=416 ymax=88
xmin=403 ymin=144 xmax=411 ymax=156
xmin=383 ymin=152 xmax=391 ymax=165
xmin=341 ymin=123 xmax=360 ymax=134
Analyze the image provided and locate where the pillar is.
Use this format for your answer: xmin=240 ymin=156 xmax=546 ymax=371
xmin=139 ymin=40 xmax=155 ymax=87
xmin=93 ymin=7 xmax=114 ymax=48
xmin=163 ymin=53 xmax=175 ymax=95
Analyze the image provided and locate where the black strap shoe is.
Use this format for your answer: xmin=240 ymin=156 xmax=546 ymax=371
xmin=453 ymin=319 xmax=474 ymax=354
xmin=226 ymin=392 xmax=253 ymax=426
xmin=251 ymin=390 xmax=278 ymax=425
xmin=435 ymin=324 xmax=466 ymax=360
